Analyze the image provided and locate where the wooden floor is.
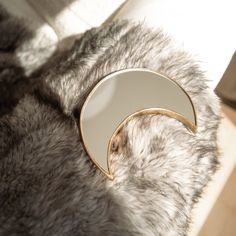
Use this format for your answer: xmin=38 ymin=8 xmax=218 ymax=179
xmin=199 ymin=165 xmax=236 ymax=236
xmin=199 ymin=104 xmax=236 ymax=236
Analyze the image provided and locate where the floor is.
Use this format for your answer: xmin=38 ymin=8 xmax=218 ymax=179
xmin=190 ymin=103 xmax=236 ymax=236
xmin=199 ymin=165 xmax=236 ymax=236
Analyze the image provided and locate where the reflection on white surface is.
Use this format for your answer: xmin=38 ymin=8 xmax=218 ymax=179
xmin=83 ymin=79 xmax=117 ymax=120
xmin=115 ymin=0 xmax=236 ymax=89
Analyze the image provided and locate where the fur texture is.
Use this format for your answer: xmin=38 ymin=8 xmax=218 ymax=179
xmin=0 ymin=7 xmax=220 ymax=236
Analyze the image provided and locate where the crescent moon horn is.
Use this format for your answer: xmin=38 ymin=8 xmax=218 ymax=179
xmin=80 ymin=68 xmax=197 ymax=180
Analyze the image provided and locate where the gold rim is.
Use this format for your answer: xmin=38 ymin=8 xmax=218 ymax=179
xmin=107 ymin=108 xmax=197 ymax=179
xmin=79 ymin=68 xmax=198 ymax=180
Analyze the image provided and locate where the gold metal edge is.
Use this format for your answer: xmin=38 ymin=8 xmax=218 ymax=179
xmin=107 ymin=108 xmax=197 ymax=179
xmin=79 ymin=68 xmax=198 ymax=180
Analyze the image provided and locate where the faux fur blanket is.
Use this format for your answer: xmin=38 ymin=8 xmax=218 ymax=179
xmin=0 ymin=6 xmax=220 ymax=236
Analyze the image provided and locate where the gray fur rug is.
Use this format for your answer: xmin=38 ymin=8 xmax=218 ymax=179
xmin=0 ymin=6 xmax=220 ymax=236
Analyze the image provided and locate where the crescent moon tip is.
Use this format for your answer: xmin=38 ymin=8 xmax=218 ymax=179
xmin=108 ymin=174 xmax=114 ymax=180
xmin=104 ymin=170 xmax=114 ymax=180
